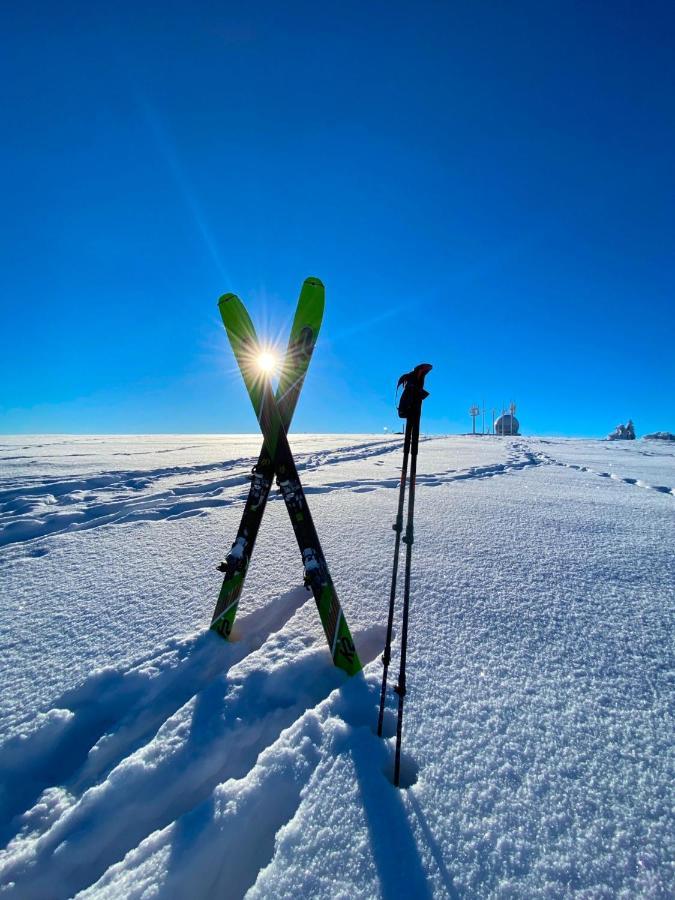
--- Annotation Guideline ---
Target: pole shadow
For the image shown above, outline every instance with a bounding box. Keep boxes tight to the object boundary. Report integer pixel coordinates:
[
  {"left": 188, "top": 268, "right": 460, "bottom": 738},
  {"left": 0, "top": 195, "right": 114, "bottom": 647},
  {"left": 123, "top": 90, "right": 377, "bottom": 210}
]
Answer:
[
  {"left": 408, "top": 792, "right": 461, "bottom": 899},
  {"left": 338, "top": 677, "right": 433, "bottom": 899}
]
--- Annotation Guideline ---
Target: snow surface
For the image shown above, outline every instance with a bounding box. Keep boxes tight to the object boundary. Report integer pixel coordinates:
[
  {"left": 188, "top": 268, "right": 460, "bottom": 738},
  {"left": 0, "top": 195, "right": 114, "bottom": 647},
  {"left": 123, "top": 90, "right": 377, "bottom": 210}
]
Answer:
[{"left": 0, "top": 434, "right": 673, "bottom": 898}]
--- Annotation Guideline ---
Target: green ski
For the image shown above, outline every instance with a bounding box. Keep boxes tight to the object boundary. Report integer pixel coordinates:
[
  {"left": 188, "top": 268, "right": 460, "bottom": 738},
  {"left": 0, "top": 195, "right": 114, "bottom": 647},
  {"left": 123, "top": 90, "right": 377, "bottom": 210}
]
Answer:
[
  {"left": 211, "top": 277, "right": 324, "bottom": 637},
  {"left": 218, "top": 291, "right": 362, "bottom": 675}
]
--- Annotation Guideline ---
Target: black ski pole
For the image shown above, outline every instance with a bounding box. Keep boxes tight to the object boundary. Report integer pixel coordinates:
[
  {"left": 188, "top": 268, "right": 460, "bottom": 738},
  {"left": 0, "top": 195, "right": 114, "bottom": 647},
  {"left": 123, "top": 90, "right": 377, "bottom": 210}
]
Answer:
[
  {"left": 392, "top": 364, "right": 431, "bottom": 787},
  {"left": 377, "top": 417, "right": 413, "bottom": 737},
  {"left": 394, "top": 407, "right": 420, "bottom": 786}
]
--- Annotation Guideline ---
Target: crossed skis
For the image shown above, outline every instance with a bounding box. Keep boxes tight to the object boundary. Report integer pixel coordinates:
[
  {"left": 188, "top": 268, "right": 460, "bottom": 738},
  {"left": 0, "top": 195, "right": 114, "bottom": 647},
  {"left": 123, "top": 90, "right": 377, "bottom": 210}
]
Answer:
[{"left": 211, "top": 278, "right": 361, "bottom": 676}]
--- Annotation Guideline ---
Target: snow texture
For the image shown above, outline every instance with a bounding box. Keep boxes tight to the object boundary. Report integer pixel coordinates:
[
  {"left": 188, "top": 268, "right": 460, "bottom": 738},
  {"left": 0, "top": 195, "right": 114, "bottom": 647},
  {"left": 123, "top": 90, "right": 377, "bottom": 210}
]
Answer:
[{"left": 0, "top": 434, "right": 673, "bottom": 898}]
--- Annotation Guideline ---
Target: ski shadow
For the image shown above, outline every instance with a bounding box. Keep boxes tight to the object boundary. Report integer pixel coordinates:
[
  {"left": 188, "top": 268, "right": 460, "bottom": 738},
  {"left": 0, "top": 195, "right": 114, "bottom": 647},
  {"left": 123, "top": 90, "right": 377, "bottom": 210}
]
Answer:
[
  {"left": 0, "top": 587, "right": 310, "bottom": 847},
  {"left": 160, "top": 629, "right": 394, "bottom": 897},
  {"left": 162, "top": 645, "right": 348, "bottom": 896}
]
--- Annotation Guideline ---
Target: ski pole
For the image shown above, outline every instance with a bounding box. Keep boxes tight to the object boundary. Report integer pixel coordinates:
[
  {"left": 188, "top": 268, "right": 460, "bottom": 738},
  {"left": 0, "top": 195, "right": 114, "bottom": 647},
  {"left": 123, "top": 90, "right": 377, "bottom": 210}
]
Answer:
[
  {"left": 394, "top": 402, "right": 421, "bottom": 787},
  {"left": 385, "top": 363, "right": 430, "bottom": 786},
  {"left": 377, "top": 417, "right": 413, "bottom": 737}
]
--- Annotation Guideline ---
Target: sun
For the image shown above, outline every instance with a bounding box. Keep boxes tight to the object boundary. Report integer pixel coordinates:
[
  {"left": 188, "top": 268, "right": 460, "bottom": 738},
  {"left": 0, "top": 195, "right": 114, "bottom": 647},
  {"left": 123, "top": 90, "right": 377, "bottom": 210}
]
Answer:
[{"left": 256, "top": 350, "right": 279, "bottom": 375}]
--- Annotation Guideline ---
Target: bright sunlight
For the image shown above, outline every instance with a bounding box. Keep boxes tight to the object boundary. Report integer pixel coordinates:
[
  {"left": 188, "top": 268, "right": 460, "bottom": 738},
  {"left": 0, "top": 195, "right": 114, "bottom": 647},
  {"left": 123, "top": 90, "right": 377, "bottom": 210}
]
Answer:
[{"left": 256, "top": 350, "right": 279, "bottom": 375}]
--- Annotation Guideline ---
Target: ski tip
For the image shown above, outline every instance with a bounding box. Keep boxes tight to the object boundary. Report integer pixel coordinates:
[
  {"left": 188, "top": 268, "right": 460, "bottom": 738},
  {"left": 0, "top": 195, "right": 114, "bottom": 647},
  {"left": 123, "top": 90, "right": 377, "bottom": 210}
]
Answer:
[
  {"left": 303, "top": 277, "right": 324, "bottom": 289},
  {"left": 217, "top": 293, "right": 239, "bottom": 309}
]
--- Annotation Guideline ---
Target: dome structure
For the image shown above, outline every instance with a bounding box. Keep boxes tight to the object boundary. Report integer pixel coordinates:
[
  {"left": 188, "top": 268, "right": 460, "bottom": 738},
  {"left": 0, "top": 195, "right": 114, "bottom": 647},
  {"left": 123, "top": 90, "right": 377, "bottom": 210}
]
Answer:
[{"left": 495, "top": 413, "right": 519, "bottom": 436}]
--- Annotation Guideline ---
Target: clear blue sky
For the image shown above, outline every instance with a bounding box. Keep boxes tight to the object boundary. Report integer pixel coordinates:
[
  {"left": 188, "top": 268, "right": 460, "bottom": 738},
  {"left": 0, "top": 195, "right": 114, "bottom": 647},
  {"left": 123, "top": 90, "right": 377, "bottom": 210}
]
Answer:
[{"left": 1, "top": 1, "right": 674, "bottom": 436}]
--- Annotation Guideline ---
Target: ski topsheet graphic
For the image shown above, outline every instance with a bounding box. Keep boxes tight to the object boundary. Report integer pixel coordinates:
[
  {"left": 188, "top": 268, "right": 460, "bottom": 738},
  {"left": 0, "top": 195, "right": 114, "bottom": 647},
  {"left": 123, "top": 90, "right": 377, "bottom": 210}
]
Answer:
[
  {"left": 213, "top": 281, "right": 362, "bottom": 676},
  {"left": 211, "top": 278, "right": 324, "bottom": 638}
]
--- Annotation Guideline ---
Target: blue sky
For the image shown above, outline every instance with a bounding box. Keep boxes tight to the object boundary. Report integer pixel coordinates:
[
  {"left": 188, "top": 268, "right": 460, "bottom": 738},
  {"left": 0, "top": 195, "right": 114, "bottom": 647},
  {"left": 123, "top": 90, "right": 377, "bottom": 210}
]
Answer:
[{"left": 1, "top": 1, "right": 674, "bottom": 436}]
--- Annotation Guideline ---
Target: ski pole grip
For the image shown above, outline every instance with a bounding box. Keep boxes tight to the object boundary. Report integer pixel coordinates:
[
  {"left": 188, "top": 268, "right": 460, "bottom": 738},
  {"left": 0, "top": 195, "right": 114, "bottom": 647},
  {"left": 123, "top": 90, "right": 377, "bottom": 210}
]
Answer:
[
  {"left": 396, "top": 363, "right": 432, "bottom": 419},
  {"left": 413, "top": 363, "right": 433, "bottom": 390}
]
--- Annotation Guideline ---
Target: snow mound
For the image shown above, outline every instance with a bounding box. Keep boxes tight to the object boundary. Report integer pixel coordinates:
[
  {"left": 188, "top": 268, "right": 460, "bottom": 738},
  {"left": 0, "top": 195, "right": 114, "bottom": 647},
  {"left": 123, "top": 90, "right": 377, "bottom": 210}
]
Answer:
[
  {"left": 643, "top": 431, "right": 675, "bottom": 442},
  {"left": 606, "top": 420, "right": 636, "bottom": 440}
]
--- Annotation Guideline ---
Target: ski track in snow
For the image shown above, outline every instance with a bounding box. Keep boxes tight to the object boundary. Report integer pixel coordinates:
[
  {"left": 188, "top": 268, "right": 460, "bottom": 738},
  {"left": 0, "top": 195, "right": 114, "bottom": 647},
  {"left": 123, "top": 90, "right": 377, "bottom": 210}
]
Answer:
[
  {"left": 2, "top": 435, "right": 671, "bottom": 555},
  {"left": 0, "top": 435, "right": 673, "bottom": 898},
  {"left": 0, "top": 439, "right": 567, "bottom": 555},
  {"left": 532, "top": 447, "right": 675, "bottom": 497},
  {"left": 0, "top": 438, "right": 406, "bottom": 551}
]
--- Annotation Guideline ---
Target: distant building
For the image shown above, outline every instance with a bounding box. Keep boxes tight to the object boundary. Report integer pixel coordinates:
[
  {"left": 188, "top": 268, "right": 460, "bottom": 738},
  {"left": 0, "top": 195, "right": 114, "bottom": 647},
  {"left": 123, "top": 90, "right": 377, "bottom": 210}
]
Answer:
[{"left": 495, "top": 413, "right": 520, "bottom": 436}]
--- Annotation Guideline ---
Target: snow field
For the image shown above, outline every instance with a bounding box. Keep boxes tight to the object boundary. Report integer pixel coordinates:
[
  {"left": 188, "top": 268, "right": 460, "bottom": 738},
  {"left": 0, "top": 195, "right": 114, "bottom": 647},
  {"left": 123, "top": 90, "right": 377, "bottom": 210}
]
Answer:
[{"left": 0, "top": 435, "right": 673, "bottom": 897}]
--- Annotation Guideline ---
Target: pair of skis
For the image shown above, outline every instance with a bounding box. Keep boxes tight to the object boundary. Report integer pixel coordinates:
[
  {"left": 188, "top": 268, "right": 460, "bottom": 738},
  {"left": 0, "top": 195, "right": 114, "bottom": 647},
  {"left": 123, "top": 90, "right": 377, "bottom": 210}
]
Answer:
[{"left": 211, "top": 278, "right": 361, "bottom": 676}]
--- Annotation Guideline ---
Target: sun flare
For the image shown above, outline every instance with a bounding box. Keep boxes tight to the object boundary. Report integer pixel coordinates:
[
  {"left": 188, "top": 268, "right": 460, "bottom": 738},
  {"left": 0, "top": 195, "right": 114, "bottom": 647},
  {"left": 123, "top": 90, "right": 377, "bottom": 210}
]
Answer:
[{"left": 256, "top": 350, "right": 279, "bottom": 375}]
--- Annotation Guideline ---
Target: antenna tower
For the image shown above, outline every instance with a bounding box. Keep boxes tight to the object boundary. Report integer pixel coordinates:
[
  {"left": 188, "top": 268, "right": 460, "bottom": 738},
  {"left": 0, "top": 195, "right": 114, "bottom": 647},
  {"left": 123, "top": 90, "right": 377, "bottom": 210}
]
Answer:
[{"left": 469, "top": 405, "right": 480, "bottom": 435}]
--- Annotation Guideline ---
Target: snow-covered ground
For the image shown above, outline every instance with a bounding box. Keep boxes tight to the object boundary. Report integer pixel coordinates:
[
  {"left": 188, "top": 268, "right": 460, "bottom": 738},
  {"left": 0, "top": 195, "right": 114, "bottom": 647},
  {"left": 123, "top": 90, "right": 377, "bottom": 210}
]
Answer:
[{"left": 0, "top": 434, "right": 673, "bottom": 898}]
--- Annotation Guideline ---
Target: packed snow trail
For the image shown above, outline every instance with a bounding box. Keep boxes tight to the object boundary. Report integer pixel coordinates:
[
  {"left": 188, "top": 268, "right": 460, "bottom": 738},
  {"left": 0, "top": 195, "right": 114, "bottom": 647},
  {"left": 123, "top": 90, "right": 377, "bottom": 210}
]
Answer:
[{"left": 0, "top": 435, "right": 673, "bottom": 897}]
